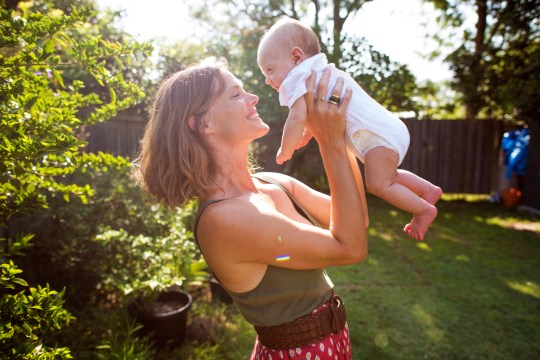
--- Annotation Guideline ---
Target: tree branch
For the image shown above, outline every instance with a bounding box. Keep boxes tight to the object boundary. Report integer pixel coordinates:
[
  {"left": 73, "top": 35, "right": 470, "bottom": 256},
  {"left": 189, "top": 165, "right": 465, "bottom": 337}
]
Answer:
[
  {"left": 484, "top": 0, "right": 514, "bottom": 50},
  {"left": 344, "top": 0, "right": 364, "bottom": 22},
  {"left": 474, "top": 0, "right": 487, "bottom": 54},
  {"left": 289, "top": 0, "right": 299, "bottom": 19},
  {"left": 311, "top": 0, "right": 327, "bottom": 54},
  {"left": 332, "top": 0, "right": 345, "bottom": 62}
]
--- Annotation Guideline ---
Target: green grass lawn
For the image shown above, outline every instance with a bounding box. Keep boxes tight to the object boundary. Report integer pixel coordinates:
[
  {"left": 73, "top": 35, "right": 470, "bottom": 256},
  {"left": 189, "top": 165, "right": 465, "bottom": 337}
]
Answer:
[{"left": 175, "top": 196, "right": 540, "bottom": 360}]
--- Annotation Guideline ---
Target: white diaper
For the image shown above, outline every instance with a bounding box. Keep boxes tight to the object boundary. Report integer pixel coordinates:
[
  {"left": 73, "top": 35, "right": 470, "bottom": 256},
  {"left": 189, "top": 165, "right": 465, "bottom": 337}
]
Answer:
[{"left": 351, "top": 130, "right": 398, "bottom": 160}]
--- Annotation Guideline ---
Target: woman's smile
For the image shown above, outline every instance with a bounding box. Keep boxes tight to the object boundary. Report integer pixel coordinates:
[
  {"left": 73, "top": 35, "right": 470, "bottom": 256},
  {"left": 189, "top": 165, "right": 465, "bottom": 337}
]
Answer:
[{"left": 246, "top": 110, "right": 261, "bottom": 121}]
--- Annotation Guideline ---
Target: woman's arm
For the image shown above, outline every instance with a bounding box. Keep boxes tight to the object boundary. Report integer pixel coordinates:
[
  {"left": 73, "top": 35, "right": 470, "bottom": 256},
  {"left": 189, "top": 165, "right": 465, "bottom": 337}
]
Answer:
[
  {"left": 347, "top": 149, "right": 369, "bottom": 228},
  {"left": 303, "top": 70, "right": 367, "bottom": 258},
  {"left": 260, "top": 172, "right": 332, "bottom": 229},
  {"left": 197, "top": 70, "right": 367, "bottom": 282},
  {"left": 261, "top": 72, "right": 369, "bottom": 230}
]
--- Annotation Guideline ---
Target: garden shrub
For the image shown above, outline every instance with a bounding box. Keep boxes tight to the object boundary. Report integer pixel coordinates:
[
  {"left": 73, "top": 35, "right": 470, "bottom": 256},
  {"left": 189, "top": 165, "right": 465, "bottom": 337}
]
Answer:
[
  {"left": 0, "top": 1, "right": 152, "bottom": 357},
  {"left": 0, "top": 261, "right": 74, "bottom": 359},
  {"left": 13, "top": 160, "right": 203, "bottom": 306}
]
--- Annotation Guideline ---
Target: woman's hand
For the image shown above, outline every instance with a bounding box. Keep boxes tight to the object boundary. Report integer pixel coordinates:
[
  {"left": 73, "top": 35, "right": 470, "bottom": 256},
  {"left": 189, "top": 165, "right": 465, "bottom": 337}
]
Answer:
[{"left": 304, "top": 69, "right": 352, "bottom": 146}]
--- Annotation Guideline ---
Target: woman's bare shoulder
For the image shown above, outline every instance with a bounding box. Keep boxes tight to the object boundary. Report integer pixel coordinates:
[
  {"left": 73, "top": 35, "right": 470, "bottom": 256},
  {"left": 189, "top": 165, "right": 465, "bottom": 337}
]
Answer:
[
  {"left": 255, "top": 171, "right": 320, "bottom": 201},
  {"left": 197, "top": 195, "right": 272, "bottom": 238},
  {"left": 254, "top": 171, "right": 297, "bottom": 191},
  {"left": 199, "top": 197, "right": 252, "bottom": 224}
]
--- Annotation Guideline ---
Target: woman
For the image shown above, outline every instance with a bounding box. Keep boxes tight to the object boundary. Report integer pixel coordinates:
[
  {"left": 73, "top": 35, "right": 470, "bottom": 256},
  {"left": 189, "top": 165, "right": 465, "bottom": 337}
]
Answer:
[{"left": 138, "top": 58, "right": 368, "bottom": 359}]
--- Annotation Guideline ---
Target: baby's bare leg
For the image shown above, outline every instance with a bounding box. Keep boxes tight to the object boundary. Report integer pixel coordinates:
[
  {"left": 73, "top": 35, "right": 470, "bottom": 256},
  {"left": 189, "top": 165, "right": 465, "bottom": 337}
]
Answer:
[
  {"left": 395, "top": 170, "right": 442, "bottom": 205},
  {"left": 364, "top": 147, "right": 437, "bottom": 240}
]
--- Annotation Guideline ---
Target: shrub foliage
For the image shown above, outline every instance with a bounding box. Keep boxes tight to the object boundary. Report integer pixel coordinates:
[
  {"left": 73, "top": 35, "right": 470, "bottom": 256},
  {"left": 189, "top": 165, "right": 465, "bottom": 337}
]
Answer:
[{"left": 0, "top": 1, "right": 152, "bottom": 357}]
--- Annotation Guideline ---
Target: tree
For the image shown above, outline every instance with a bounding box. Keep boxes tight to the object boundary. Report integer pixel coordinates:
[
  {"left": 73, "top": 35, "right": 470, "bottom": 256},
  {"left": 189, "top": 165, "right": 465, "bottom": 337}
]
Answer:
[
  {"left": 155, "top": 40, "right": 208, "bottom": 80},
  {"left": 424, "top": 0, "right": 540, "bottom": 122},
  {"left": 0, "top": 0, "right": 151, "bottom": 231},
  {"left": 414, "top": 80, "right": 464, "bottom": 119},
  {"left": 0, "top": 0, "right": 152, "bottom": 356},
  {"left": 183, "top": 0, "right": 423, "bottom": 181},
  {"left": 188, "top": 0, "right": 420, "bottom": 119}
]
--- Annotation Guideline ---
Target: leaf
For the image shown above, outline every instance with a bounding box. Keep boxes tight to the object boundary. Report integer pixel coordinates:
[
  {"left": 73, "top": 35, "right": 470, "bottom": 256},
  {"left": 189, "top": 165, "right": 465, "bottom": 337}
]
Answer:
[
  {"left": 3, "top": 137, "right": 13, "bottom": 151},
  {"left": 0, "top": 328, "right": 14, "bottom": 340},
  {"left": 52, "top": 69, "right": 65, "bottom": 89},
  {"left": 12, "top": 278, "right": 29, "bottom": 287},
  {"left": 44, "top": 39, "right": 55, "bottom": 55},
  {"left": 109, "top": 88, "right": 116, "bottom": 105},
  {"left": 26, "top": 183, "right": 35, "bottom": 194},
  {"left": 191, "top": 259, "right": 208, "bottom": 272}
]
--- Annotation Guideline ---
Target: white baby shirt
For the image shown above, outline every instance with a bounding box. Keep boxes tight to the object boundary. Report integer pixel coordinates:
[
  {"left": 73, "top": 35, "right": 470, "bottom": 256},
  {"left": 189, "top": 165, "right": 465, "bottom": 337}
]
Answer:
[{"left": 278, "top": 54, "right": 410, "bottom": 165}]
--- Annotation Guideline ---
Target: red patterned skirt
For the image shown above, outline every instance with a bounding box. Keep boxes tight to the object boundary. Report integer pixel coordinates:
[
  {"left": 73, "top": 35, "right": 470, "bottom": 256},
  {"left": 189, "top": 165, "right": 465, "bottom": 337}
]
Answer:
[{"left": 250, "top": 302, "right": 352, "bottom": 360}]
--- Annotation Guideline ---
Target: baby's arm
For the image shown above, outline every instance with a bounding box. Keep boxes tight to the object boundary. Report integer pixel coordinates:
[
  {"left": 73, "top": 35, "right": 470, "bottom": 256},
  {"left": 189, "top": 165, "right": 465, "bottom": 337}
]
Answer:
[{"left": 276, "top": 97, "right": 308, "bottom": 164}]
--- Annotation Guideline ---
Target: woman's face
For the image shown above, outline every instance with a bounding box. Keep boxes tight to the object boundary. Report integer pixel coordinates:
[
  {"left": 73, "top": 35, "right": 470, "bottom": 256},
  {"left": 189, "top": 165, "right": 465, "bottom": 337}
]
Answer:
[{"left": 206, "top": 70, "right": 269, "bottom": 145}]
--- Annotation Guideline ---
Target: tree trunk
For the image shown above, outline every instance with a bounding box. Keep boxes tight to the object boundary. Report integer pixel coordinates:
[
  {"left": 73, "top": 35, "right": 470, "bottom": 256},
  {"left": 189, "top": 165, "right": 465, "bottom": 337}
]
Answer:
[
  {"left": 330, "top": 0, "right": 345, "bottom": 64},
  {"left": 522, "top": 121, "right": 540, "bottom": 211},
  {"left": 475, "top": 0, "right": 487, "bottom": 54},
  {"left": 465, "top": 0, "right": 488, "bottom": 120}
]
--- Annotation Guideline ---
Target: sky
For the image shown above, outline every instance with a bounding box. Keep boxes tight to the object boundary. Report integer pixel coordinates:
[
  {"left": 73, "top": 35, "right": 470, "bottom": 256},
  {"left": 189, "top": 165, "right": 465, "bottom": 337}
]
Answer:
[{"left": 96, "top": 0, "right": 452, "bottom": 82}]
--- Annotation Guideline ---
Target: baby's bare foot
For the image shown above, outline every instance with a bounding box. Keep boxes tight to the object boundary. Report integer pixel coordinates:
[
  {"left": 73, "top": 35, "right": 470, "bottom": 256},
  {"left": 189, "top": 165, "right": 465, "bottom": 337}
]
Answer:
[
  {"left": 403, "top": 205, "right": 438, "bottom": 241},
  {"left": 423, "top": 186, "right": 443, "bottom": 206}
]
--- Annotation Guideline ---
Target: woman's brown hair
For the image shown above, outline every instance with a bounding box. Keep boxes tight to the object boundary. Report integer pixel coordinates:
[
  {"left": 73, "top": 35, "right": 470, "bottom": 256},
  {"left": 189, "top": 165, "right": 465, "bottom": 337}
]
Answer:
[{"left": 136, "top": 59, "right": 227, "bottom": 207}]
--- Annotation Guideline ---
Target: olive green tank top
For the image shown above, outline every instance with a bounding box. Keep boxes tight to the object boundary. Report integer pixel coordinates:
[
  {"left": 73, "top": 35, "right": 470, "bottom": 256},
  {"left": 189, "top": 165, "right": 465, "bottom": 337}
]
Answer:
[{"left": 193, "top": 174, "right": 333, "bottom": 327}]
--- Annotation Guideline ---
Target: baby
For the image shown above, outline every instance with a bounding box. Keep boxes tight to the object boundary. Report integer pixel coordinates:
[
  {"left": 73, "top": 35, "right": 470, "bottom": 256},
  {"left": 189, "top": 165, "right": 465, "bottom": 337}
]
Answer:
[{"left": 257, "top": 18, "right": 442, "bottom": 240}]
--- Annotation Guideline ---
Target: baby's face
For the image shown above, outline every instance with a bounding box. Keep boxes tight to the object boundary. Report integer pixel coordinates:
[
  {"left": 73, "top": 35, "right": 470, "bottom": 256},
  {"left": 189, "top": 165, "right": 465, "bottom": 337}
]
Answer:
[{"left": 257, "top": 39, "right": 296, "bottom": 92}]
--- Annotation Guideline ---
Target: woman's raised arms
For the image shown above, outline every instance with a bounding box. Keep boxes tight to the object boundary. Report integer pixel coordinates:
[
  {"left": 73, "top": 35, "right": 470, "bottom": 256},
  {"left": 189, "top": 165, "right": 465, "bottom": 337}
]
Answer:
[{"left": 197, "top": 69, "right": 367, "bottom": 292}]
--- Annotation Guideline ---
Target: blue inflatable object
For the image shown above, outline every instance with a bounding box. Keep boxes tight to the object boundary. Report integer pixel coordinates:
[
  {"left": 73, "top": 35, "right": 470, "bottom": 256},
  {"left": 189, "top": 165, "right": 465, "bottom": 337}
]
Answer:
[{"left": 501, "top": 128, "right": 530, "bottom": 179}]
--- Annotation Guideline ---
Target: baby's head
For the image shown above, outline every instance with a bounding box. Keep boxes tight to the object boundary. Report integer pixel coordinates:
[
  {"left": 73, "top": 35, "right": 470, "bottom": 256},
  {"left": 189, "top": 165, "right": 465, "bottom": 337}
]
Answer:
[{"left": 257, "top": 18, "right": 320, "bottom": 91}]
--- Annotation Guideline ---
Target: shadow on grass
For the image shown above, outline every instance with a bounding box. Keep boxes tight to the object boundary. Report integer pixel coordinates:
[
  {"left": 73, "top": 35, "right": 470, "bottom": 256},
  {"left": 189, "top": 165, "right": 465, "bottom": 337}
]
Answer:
[
  {"left": 150, "top": 196, "right": 539, "bottom": 359},
  {"left": 328, "top": 196, "right": 540, "bottom": 359}
]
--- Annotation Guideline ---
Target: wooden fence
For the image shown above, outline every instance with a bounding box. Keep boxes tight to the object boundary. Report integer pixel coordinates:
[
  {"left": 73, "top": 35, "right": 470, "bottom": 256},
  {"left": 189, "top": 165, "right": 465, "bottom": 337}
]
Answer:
[
  {"left": 85, "top": 117, "right": 506, "bottom": 194},
  {"left": 84, "top": 116, "right": 146, "bottom": 157},
  {"left": 401, "top": 119, "right": 505, "bottom": 194}
]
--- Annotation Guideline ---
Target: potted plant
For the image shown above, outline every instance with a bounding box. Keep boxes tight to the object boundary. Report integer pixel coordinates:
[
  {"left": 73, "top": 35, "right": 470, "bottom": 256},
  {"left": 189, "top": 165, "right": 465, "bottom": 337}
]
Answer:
[
  {"left": 95, "top": 201, "right": 208, "bottom": 346},
  {"left": 125, "top": 251, "right": 207, "bottom": 346},
  {"left": 127, "top": 286, "right": 193, "bottom": 346}
]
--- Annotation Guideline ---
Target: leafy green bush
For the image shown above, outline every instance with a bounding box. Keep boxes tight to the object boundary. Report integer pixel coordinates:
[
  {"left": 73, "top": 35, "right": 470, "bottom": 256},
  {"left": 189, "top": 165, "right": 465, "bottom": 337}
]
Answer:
[
  {"left": 0, "top": 261, "right": 74, "bottom": 359},
  {"left": 15, "top": 161, "right": 205, "bottom": 354},
  {"left": 0, "top": 3, "right": 152, "bottom": 227},
  {"left": 11, "top": 156, "right": 137, "bottom": 307},
  {"left": 95, "top": 201, "right": 206, "bottom": 300},
  {"left": 0, "top": 1, "right": 152, "bottom": 357},
  {"left": 13, "top": 159, "right": 203, "bottom": 306}
]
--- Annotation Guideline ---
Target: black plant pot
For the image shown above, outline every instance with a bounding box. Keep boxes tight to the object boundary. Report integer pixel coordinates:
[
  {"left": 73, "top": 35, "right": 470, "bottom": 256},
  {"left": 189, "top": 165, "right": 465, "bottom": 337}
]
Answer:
[
  {"left": 209, "top": 275, "right": 233, "bottom": 304},
  {"left": 128, "top": 288, "right": 192, "bottom": 347}
]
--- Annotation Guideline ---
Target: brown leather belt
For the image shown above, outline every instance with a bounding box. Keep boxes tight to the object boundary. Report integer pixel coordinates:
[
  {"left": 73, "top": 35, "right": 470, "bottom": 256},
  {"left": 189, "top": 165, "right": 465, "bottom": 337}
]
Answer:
[{"left": 254, "top": 293, "right": 347, "bottom": 350}]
